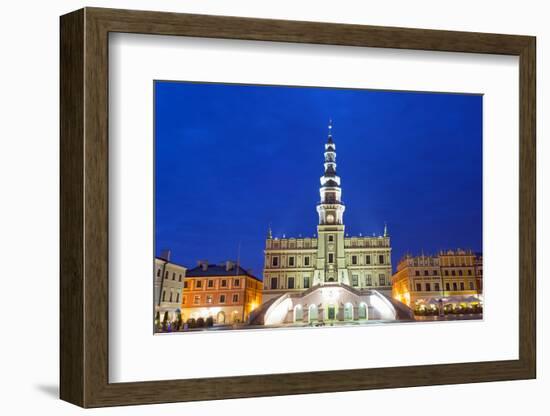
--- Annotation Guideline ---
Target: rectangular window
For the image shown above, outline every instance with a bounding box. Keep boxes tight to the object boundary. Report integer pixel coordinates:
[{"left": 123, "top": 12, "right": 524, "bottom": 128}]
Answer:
[
  {"left": 352, "top": 275, "right": 358, "bottom": 286},
  {"left": 416, "top": 283, "right": 422, "bottom": 291},
  {"left": 156, "top": 268, "right": 161, "bottom": 277},
  {"left": 351, "top": 255, "right": 357, "bottom": 265},
  {"left": 458, "top": 270, "right": 463, "bottom": 276},
  {"left": 193, "top": 295, "right": 200, "bottom": 304},
  {"left": 208, "top": 280, "right": 214, "bottom": 288},
  {"left": 446, "top": 282, "right": 451, "bottom": 291},
  {"left": 424, "top": 270, "right": 429, "bottom": 276},
  {"left": 195, "top": 280, "right": 202, "bottom": 289},
  {"left": 178, "top": 274, "right": 182, "bottom": 282},
  {"left": 176, "top": 293, "right": 180, "bottom": 303},
  {"left": 453, "top": 282, "right": 458, "bottom": 291},
  {"left": 426, "top": 283, "right": 431, "bottom": 291},
  {"left": 366, "top": 255, "right": 371, "bottom": 265},
  {"left": 270, "top": 277, "right": 278, "bottom": 290},
  {"left": 379, "top": 255, "right": 384, "bottom": 264},
  {"left": 328, "top": 235, "right": 334, "bottom": 242},
  {"left": 169, "top": 292, "right": 173, "bottom": 302},
  {"left": 219, "top": 294, "right": 226, "bottom": 303},
  {"left": 379, "top": 274, "right": 386, "bottom": 286},
  {"left": 162, "top": 290, "right": 166, "bottom": 301},
  {"left": 434, "top": 283, "right": 440, "bottom": 291},
  {"left": 165, "top": 271, "right": 169, "bottom": 279},
  {"left": 182, "top": 296, "right": 187, "bottom": 305},
  {"left": 272, "top": 256, "right": 279, "bottom": 267},
  {"left": 206, "top": 295, "right": 213, "bottom": 304},
  {"left": 415, "top": 270, "right": 420, "bottom": 276},
  {"left": 288, "top": 257, "right": 295, "bottom": 266},
  {"left": 460, "top": 282, "right": 465, "bottom": 291},
  {"left": 433, "top": 270, "right": 438, "bottom": 275},
  {"left": 469, "top": 282, "right": 474, "bottom": 290},
  {"left": 445, "top": 270, "right": 449, "bottom": 276},
  {"left": 328, "top": 253, "right": 334, "bottom": 263},
  {"left": 172, "top": 272, "right": 176, "bottom": 280},
  {"left": 234, "top": 278, "right": 240, "bottom": 287},
  {"left": 303, "top": 276, "right": 310, "bottom": 289},
  {"left": 183, "top": 281, "right": 188, "bottom": 289},
  {"left": 304, "top": 256, "right": 310, "bottom": 266},
  {"left": 366, "top": 275, "right": 372, "bottom": 286},
  {"left": 287, "top": 277, "right": 295, "bottom": 289},
  {"left": 232, "top": 294, "right": 239, "bottom": 303},
  {"left": 221, "top": 279, "right": 227, "bottom": 287}
]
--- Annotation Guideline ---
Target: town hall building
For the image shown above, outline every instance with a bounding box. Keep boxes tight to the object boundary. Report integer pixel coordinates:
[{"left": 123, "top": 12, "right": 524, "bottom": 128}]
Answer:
[{"left": 261, "top": 122, "right": 393, "bottom": 303}]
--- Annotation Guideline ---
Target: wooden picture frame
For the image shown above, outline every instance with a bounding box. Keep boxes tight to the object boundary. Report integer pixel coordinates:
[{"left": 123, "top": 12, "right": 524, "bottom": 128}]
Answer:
[{"left": 60, "top": 7, "right": 536, "bottom": 408}]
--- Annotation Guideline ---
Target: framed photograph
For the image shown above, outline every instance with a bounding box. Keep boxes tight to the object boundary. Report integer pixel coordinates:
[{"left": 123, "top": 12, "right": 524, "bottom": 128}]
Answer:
[{"left": 60, "top": 7, "right": 536, "bottom": 408}]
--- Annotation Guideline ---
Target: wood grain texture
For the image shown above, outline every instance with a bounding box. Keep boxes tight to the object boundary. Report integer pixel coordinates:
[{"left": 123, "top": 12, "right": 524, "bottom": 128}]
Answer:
[
  {"left": 59, "top": 8, "right": 84, "bottom": 407},
  {"left": 59, "top": 7, "right": 537, "bottom": 408}
]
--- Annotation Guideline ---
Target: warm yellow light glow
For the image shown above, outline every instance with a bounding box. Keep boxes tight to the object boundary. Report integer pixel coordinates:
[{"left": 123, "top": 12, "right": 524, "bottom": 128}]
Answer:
[{"left": 393, "top": 289, "right": 411, "bottom": 307}]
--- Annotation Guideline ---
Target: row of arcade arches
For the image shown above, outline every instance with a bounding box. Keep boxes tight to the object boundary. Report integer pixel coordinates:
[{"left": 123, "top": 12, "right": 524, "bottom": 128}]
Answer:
[{"left": 293, "top": 302, "right": 369, "bottom": 322}]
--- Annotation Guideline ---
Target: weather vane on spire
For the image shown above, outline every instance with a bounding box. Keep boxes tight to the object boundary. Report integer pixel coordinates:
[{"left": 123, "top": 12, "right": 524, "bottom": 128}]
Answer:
[{"left": 327, "top": 118, "right": 334, "bottom": 143}]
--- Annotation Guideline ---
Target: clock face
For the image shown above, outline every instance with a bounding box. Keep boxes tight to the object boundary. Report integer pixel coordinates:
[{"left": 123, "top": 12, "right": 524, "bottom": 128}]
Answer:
[{"left": 326, "top": 214, "right": 335, "bottom": 224}]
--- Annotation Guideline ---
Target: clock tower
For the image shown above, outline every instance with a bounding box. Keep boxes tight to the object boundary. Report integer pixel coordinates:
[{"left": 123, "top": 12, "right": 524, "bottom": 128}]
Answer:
[{"left": 314, "top": 120, "right": 349, "bottom": 286}]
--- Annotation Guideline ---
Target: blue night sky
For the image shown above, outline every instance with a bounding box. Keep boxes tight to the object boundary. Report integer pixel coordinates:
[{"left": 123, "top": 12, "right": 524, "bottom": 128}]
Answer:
[{"left": 155, "top": 81, "right": 482, "bottom": 277}]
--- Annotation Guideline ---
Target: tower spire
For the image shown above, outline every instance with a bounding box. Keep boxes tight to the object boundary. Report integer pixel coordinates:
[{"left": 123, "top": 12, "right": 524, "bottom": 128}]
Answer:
[
  {"left": 314, "top": 120, "right": 349, "bottom": 287},
  {"left": 384, "top": 222, "right": 388, "bottom": 237},
  {"left": 267, "top": 223, "right": 273, "bottom": 239},
  {"left": 316, "top": 120, "right": 345, "bottom": 226}
]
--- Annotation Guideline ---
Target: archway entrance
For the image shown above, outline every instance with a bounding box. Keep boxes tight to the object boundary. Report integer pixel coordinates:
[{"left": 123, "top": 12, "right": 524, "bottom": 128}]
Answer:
[
  {"left": 344, "top": 303, "right": 353, "bottom": 321},
  {"left": 232, "top": 311, "right": 239, "bottom": 323},
  {"left": 294, "top": 305, "right": 303, "bottom": 322},
  {"left": 358, "top": 303, "right": 368, "bottom": 320},
  {"left": 217, "top": 311, "right": 226, "bottom": 324},
  {"left": 309, "top": 304, "right": 318, "bottom": 322},
  {"left": 327, "top": 305, "right": 336, "bottom": 320}
]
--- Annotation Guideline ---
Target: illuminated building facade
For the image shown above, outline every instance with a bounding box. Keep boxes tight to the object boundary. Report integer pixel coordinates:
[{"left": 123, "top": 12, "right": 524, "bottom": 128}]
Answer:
[
  {"left": 262, "top": 121, "right": 392, "bottom": 303},
  {"left": 181, "top": 260, "right": 262, "bottom": 324},
  {"left": 391, "top": 249, "right": 483, "bottom": 308},
  {"left": 154, "top": 251, "right": 187, "bottom": 322},
  {"left": 249, "top": 122, "right": 410, "bottom": 325}
]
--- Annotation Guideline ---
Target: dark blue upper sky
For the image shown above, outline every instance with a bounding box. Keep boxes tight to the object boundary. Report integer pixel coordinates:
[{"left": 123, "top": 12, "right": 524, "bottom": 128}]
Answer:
[{"left": 155, "top": 81, "right": 482, "bottom": 277}]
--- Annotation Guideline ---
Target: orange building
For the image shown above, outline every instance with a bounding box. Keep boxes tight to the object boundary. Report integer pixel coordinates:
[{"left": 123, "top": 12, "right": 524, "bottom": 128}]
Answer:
[
  {"left": 392, "top": 249, "right": 482, "bottom": 309},
  {"left": 181, "top": 260, "right": 262, "bottom": 324}
]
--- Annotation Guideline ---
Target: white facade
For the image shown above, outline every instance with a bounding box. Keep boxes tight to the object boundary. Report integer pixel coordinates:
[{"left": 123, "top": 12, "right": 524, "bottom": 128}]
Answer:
[
  {"left": 154, "top": 256, "right": 187, "bottom": 322},
  {"left": 262, "top": 122, "right": 392, "bottom": 302}
]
